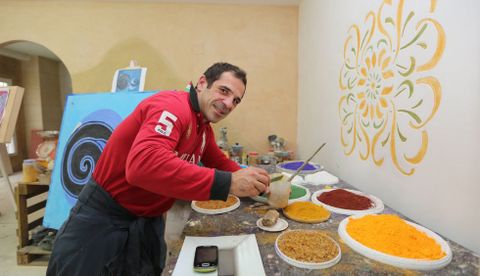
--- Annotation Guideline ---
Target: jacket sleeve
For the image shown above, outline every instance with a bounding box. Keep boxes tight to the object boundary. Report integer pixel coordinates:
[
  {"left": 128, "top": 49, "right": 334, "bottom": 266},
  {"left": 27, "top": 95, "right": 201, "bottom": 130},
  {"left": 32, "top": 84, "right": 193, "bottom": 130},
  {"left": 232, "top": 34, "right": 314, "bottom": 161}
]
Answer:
[
  {"left": 201, "top": 126, "right": 241, "bottom": 199},
  {"left": 124, "top": 95, "right": 224, "bottom": 201}
]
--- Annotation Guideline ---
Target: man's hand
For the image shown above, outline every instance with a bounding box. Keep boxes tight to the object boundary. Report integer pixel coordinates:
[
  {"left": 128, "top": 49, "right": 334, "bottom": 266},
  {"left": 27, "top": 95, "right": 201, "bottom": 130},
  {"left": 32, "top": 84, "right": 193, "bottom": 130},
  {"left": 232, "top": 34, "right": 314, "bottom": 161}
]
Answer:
[{"left": 230, "top": 167, "right": 270, "bottom": 197}]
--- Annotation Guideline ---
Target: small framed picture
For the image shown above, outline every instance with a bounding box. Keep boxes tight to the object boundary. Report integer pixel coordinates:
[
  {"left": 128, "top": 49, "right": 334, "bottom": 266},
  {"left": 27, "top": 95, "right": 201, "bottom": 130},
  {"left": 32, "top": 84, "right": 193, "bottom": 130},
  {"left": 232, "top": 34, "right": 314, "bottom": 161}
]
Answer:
[{"left": 111, "top": 67, "right": 147, "bottom": 92}]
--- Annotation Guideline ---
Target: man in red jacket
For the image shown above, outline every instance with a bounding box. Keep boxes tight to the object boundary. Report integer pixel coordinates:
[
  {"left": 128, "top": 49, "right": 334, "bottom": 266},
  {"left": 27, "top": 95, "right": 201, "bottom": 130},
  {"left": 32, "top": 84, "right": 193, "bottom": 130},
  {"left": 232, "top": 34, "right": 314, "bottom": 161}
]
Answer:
[{"left": 47, "top": 62, "right": 270, "bottom": 275}]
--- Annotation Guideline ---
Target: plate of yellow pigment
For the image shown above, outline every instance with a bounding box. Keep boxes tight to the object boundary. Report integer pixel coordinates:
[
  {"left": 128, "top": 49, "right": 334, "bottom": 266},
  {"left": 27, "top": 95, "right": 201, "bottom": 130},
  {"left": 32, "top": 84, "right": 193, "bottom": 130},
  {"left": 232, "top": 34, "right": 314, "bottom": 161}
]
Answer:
[
  {"left": 282, "top": 201, "right": 330, "bottom": 223},
  {"left": 338, "top": 214, "right": 452, "bottom": 270},
  {"left": 191, "top": 195, "right": 240, "bottom": 215}
]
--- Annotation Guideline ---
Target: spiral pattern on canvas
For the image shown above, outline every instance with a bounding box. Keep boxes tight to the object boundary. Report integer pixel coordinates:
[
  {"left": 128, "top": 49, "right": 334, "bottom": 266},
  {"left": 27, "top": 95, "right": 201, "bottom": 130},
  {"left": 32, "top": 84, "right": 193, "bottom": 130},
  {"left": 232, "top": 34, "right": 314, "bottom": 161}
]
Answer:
[{"left": 61, "top": 121, "right": 113, "bottom": 197}]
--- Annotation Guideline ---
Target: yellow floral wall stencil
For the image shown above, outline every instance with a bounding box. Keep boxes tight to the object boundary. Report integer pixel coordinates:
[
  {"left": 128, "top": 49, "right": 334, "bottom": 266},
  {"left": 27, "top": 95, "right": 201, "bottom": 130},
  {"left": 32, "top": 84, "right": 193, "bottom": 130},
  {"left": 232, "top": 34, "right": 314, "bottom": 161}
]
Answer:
[{"left": 338, "top": 0, "right": 445, "bottom": 175}]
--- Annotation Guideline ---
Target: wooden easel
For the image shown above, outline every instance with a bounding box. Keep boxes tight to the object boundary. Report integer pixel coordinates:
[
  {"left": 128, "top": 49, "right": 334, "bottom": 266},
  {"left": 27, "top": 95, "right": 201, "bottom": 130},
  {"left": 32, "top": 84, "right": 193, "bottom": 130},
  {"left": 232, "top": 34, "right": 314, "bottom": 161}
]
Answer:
[
  {"left": 0, "top": 86, "right": 24, "bottom": 208},
  {"left": 0, "top": 143, "right": 13, "bottom": 198}
]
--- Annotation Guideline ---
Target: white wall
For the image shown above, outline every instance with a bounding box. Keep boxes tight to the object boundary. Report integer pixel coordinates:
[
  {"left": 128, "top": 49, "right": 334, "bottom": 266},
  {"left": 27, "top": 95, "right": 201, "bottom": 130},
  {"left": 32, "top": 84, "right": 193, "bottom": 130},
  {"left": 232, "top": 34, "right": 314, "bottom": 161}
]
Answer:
[{"left": 298, "top": 0, "right": 480, "bottom": 253}]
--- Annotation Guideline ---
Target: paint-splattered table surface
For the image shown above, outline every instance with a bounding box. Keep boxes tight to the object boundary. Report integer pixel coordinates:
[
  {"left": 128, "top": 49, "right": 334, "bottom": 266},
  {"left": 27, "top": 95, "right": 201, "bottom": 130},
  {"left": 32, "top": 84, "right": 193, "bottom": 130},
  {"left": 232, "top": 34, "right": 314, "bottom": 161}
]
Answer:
[{"left": 163, "top": 180, "right": 479, "bottom": 275}]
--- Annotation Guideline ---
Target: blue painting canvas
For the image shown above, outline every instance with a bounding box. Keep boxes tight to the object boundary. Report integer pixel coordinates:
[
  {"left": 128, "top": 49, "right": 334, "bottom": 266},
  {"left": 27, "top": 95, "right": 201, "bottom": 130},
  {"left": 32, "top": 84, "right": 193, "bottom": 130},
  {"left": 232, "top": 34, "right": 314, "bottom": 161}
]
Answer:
[{"left": 44, "top": 91, "right": 157, "bottom": 229}]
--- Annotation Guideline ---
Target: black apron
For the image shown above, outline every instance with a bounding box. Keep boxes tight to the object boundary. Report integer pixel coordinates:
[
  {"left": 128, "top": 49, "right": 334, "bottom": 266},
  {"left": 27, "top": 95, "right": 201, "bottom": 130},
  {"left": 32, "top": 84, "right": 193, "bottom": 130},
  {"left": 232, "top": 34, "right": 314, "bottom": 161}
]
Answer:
[{"left": 47, "top": 179, "right": 166, "bottom": 276}]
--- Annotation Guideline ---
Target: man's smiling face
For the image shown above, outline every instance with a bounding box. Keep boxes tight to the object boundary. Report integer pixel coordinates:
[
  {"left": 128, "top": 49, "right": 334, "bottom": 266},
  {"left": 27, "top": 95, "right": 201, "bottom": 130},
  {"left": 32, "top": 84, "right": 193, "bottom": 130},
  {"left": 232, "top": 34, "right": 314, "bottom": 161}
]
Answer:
[{"left": 197, "top": 71, "right": 245, "bottom": 123}]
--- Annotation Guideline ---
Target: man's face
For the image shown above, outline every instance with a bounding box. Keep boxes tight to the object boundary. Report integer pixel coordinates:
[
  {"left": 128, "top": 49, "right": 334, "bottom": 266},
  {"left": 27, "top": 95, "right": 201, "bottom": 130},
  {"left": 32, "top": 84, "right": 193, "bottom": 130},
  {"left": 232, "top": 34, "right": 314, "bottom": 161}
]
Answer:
[{"left": 197, "top": 71, "right": 245, "bottom": 123}]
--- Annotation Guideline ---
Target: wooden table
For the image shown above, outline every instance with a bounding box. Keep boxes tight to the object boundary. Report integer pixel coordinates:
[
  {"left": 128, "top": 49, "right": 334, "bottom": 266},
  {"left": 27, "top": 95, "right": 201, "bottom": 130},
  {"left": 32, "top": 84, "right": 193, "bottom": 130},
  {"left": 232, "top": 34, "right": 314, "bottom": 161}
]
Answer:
[{"left": 15, "top": 181, "right": 51, "bottom": 265}]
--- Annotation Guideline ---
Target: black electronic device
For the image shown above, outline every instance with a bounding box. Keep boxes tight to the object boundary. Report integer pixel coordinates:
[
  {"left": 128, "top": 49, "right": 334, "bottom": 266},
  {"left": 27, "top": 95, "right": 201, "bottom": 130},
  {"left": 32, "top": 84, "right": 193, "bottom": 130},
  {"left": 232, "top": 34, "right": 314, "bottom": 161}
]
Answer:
[{"left": 193, "top": 245, "right": 218, "bottom": 273}]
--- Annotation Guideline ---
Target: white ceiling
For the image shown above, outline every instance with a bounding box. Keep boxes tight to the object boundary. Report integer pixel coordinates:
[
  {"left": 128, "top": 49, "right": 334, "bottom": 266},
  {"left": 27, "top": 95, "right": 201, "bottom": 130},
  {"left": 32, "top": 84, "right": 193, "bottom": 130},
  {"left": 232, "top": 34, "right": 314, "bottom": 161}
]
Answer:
[{"left": 89, "top": 0, "right": 301, "bottom": 5}]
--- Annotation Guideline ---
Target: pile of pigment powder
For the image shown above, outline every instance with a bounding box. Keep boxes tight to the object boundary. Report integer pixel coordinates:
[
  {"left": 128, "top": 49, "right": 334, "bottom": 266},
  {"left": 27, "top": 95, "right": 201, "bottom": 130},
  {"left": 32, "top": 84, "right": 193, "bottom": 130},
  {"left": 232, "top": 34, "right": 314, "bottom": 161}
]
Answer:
[
  {"left": 346, "top": 214, "right": 446, "bottom": 260},
  {"left": 317, "top": 189, "right": 373, "bottom": 210}
]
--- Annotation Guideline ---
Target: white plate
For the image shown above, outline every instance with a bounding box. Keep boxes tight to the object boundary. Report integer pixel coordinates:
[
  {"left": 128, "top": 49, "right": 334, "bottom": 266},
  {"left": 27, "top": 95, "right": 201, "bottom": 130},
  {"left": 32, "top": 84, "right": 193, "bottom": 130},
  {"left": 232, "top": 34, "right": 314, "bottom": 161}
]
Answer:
[
  {"left": 36, "top": 140, "right": 56, "bottom": 159},
  {"left": 191, "top": 195, "right": 240, "bottom": 215},
  {"left": 311, "top": 188, "right": 384, "bottom": 216},
  {"left": 251, "top": 184, "right": 310, "bottom": 204},
  {"left": 304, "top": 170, "right": 339, "bottom": 185},
  {"left": 338, "top": 215, "right": 452, "bottom": 270},
  {"left": 275, "top": 230, "right": 341, "bottom": 269},
  {"left": 256, "top": 218, "right": 288, "bottom": 232}
]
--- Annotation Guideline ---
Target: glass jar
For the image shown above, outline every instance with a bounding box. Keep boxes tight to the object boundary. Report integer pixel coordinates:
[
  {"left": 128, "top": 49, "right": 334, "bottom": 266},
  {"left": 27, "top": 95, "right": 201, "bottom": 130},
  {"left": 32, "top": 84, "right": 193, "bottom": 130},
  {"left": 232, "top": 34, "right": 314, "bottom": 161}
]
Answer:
[
  {"left": 247, "top": 151, "right": 258, "bottom": 166},
  {"left": 22, "top": 159, "right": 38, "bottom": 183},
  {"left": 230, "top": 143, "right": 243, "bottom": 164},
  {"left": 268, "top": 180, "right": 291, "bottom": 208}
]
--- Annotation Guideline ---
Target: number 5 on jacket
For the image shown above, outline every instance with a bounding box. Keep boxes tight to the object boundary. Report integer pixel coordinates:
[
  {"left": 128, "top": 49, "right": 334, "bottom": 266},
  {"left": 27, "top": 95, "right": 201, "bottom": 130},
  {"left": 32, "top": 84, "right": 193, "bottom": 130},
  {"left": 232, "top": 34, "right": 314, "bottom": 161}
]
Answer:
[{"left": 155, "top": 111, "right": 178, "bottom": 136}]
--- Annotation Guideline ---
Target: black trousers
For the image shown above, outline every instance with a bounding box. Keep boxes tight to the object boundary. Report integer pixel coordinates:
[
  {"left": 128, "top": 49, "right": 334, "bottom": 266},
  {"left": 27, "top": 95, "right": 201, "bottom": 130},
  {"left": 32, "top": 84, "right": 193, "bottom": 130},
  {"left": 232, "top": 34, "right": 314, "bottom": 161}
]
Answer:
[{"left": 47, "top": 179, "right": 166, "bottom": 276}]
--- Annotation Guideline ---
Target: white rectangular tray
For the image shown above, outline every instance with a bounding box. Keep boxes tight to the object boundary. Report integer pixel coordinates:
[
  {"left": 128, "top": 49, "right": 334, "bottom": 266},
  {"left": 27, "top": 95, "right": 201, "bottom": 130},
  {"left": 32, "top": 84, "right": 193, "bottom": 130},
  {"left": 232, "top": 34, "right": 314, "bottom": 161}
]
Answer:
[{"left": 172, "top": 234, "right": 266, "bottom": 276}]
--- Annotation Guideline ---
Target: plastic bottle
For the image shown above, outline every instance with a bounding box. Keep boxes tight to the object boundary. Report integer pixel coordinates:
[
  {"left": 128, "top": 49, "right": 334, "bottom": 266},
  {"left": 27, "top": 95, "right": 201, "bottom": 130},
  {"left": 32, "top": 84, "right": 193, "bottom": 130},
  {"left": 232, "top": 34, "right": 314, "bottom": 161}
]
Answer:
[{"left": 241, "top": 151, "right": 247, "bottom": 165}]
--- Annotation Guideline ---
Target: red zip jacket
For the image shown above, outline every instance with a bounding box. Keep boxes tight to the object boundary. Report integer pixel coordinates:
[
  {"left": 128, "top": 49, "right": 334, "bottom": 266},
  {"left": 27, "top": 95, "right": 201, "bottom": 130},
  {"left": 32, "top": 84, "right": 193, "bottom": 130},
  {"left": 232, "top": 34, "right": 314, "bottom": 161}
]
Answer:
[{"left": 92, "top": 87, "right": 240, "bottom": 217}]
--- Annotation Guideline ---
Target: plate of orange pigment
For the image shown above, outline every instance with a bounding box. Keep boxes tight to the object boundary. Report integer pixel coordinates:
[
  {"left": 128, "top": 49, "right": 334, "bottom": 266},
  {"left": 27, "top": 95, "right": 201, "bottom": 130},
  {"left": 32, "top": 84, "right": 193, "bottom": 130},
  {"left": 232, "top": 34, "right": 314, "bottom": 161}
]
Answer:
[
  {"left": 338, "top": 214, "right": 452, "bottom": 270},
  {"left": 311, "top": 188, "right": 384, "bottom": 216},
  {"left": 191, "top": 194, "right": 240, "bottom": 215}
]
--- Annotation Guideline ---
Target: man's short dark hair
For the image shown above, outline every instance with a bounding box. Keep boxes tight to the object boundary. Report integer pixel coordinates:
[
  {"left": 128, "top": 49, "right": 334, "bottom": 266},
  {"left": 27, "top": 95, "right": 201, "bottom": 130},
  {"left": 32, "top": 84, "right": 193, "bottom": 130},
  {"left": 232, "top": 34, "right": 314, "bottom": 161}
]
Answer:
[{"left": 204, "top": 62, "right": 247, "bottom": 88}]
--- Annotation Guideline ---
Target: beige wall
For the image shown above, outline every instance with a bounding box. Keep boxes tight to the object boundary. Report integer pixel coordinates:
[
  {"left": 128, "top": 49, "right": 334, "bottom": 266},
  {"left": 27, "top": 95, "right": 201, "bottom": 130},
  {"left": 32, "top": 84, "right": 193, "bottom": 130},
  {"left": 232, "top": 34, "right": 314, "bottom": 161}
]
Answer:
[
  {"left": 299, "top": 0, "right": 480, "bottom": 253},
  {"left": 0, "top": 1, "right": 298, "bottom": 154},
  {"left": 20, "top": 56, "right": 43, "bottom": 158},
  {"left": 39, "top": 57, "right": 62, "bottom": 131},
  {"left": 59, "top": 62, "right": 72, "bottom": 110},
  {"left": 1, "top": 54, "right": 64, "bottom": 167},
  {"left": 0, "top": 56, "right": 22, "bottom": 84}
]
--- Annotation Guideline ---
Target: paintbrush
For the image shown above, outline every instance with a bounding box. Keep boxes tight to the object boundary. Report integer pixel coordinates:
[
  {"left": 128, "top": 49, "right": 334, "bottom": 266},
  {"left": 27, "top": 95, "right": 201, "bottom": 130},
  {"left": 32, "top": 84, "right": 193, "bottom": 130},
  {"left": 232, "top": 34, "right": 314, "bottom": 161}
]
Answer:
[{"left": 287, "top": 142, "right": 326, "bottom": 182}]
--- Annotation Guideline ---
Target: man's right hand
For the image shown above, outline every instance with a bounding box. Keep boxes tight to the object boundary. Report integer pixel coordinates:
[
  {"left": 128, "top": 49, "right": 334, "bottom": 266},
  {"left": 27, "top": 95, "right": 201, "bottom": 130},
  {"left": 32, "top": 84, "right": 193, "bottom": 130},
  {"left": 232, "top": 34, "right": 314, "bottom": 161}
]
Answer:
[{"left": 230, "top": 167, "right": 270, "bottom": 197}]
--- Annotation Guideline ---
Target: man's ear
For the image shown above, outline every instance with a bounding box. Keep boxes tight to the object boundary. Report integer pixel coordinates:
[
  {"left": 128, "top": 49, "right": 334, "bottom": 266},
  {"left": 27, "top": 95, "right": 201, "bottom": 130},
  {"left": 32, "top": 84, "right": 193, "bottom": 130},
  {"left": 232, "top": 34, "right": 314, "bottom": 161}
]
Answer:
[{"left": 196, "top": 75, "right": 208, "bottom": 92}]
